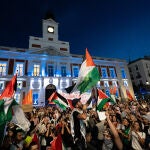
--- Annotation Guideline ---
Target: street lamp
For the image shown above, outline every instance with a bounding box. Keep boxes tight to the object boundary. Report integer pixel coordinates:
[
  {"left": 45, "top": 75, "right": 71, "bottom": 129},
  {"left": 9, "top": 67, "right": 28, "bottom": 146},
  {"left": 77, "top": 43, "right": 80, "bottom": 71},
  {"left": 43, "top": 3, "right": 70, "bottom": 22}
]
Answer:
[{"left": 146, "top": 80, "right": 149, "bottom": 85}]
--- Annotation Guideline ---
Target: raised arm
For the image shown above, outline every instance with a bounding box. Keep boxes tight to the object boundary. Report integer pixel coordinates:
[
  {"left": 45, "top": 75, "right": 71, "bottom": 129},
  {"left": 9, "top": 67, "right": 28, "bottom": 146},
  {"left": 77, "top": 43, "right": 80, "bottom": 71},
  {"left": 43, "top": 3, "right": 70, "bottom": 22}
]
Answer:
[{"left": 105, "top": 111, "right": 123, "bottom": 150}]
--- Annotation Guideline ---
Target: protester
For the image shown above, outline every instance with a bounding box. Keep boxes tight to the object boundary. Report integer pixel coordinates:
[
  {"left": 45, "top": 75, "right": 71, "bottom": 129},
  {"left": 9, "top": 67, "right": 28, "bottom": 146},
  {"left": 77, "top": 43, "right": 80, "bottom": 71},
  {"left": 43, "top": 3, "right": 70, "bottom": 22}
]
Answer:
[
  {"left": 10, "top": 128, "right": 24, "bottom": 150},
  {"left": 70, "top": 98, "right": 87, "bottom": 150},
  {"left": 131, "top": 121, "right": 146, "bottom": 150},
  {"left": 1, "top": 127, "right": 15, "bottom": 150},
  {"left": 0, "top": 94, "right": 150, "bottom": 150},
  {"left": 105, "top": 111, "right": 123, "bottom": 150}
]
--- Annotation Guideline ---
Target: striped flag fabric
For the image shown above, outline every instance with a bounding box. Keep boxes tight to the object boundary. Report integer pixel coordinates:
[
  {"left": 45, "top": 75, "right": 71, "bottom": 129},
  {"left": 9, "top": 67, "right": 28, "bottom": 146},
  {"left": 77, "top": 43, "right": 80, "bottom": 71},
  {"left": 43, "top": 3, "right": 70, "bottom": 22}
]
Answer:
[
  {"left": 126, "top": 89, "right": 134, "bottom": 101},
  {"left": 110, "top": 86, "right": 117, "bottom": 103},
  {"left": 22, "top": 90, "right": 33, "bottom": 105},
  {"left": 97, "top": 89, "right": 115, "bottom": 111},
  {"left": 71, "top": 48, "right": 100, "bottom": 94},
  {"left": 0, "top": 74, "right": 17, "bottom": 99},
  {"left": 48, "top": 92, "right": 69, "bottom": 110}
]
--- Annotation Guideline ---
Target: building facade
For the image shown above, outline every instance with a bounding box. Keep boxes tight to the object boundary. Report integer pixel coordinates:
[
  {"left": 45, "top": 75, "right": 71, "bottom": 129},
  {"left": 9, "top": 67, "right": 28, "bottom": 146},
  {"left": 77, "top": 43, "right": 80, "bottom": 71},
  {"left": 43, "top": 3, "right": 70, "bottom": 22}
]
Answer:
[
  {"left": 128, "top": 57, "right": 150, "bottom": 97},
  {"left": 0, "top": 19, "right": 134, "bottom": 106}
]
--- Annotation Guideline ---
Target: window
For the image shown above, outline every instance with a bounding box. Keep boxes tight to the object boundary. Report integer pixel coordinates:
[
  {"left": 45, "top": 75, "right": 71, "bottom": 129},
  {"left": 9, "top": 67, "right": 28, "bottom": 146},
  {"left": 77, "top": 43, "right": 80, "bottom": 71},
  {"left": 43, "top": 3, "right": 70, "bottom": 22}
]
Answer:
[
  {"left": 33, "top": 93, "right": 38, "bottom": 105},
  {"left": 135, "top": 65, "right": 138, "bottom": 70},
  {"left": 101, "top": 68, "right": 108, "bottom": 78},
  {"left": 131, "top": 74, "right": 134, "bottom": 80},
  {"left": 104, "top": 81, "right": 109, "bottom": 87},
  {"left": 121, "top": 68, "right": 126, "bottom": 78},
  {"left": 73, "top": 66, "right": 79, "bottom": 77},
  {"left": 48, "top": 65, "right": 54, "bottom": 76},
  {"left": 139, "top": 80, "right": 143, "bottom": 86},
  {"left": 61, "top": 66, "right": 66, "bottom": 77},
  {"left": 0, "top": 81, "right": 4, "bottom": 90},
  {"left": 14, "top": 93, "right": 21, "bottom": 103},
  {"left": 17, "top": 81, "right": 22, "bottom": 90},
  {"left": 136, "top": 72, "right": 141, "bottom": 79},
  {"left": 0, "top": 62, "right": 7, "bottom": 76},
  {"left": 109, "top": 68, "right": 116, "bottom": 78},
  {"left": 97, "top": 81, "right": 100, "bottom": 87},
  {"left": 112, "top": 81, "right": 117, "bottom": 87},
  {"left": 15, "top": 63, "right": 24, "bottom": 76},
  {"left": 105, "top": 89, "right": 110, "bottom": 97},
  {"left": 148, "top": 70, "right": 150, "bottom": 77},
  {"left": 116, "top": 89, "right": 119, "bottom": 97},
  {"left": 128, "top": 67, "right": 132, "bottom": 72},
  {"left": 123, "top": 80, "right": 128, "bottom": 87},
  {"left": 33, "top": 64, "right": 40, "bottom": 76}
]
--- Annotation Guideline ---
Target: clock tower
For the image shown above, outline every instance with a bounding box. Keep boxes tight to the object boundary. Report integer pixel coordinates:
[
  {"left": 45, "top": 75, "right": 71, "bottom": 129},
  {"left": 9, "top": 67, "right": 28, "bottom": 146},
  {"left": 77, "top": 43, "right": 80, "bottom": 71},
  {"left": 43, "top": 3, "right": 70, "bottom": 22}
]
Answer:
[
  {"left": 29, "top": 18, "right": 70, "bottom": 54},
  {"left": 42, "top": 18, "right": 59, "bottom": 41}
]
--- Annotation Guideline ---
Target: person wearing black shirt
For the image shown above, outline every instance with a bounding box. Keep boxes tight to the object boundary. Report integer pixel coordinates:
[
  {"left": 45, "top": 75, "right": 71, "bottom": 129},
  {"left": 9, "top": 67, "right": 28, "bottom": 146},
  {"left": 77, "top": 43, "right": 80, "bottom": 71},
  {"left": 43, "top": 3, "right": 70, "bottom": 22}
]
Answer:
[{"left": 70, "top": 98, "right": 88, "bottom": 150}]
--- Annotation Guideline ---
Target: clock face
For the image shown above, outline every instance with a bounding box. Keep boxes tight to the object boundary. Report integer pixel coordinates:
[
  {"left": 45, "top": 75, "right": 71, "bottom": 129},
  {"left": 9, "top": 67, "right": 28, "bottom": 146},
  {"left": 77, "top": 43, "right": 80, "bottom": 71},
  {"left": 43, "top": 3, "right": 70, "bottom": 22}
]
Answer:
[{"left": 48, "top": 26, "right": 54, "bottom": 33}]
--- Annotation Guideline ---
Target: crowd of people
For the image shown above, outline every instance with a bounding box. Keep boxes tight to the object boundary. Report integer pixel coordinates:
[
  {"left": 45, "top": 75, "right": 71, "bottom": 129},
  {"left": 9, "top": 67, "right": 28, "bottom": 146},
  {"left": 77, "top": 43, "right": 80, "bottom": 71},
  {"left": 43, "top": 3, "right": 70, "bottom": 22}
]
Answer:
[{"left": 0, "top": 97, "right": 150, "bottom": 150}]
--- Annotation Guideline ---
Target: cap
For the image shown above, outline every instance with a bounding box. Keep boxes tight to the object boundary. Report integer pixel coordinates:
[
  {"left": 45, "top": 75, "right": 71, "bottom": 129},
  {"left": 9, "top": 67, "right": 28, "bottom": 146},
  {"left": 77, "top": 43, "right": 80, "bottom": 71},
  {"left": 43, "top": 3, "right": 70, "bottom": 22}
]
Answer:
[{"left": 72, "top": 98, "right": 81, "bottom": 107}]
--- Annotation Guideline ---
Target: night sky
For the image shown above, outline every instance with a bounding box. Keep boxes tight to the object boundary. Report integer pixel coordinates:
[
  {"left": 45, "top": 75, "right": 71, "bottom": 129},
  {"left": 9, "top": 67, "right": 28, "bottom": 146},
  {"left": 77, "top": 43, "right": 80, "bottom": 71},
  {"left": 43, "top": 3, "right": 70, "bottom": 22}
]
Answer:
[{"left": 0, "top": 0, "right": 150, "bottom": 61}]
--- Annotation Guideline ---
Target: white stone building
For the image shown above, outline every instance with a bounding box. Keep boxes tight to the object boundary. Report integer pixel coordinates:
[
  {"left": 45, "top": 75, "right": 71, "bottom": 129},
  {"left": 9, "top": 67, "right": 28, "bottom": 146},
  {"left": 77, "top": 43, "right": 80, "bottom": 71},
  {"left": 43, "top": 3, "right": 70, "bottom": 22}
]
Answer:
[
  {"left": 128, "top": 57, "right": 150, "bottom": 86},
  {"left": 0, "top": 19, "right": 135, "bottom": 106}
]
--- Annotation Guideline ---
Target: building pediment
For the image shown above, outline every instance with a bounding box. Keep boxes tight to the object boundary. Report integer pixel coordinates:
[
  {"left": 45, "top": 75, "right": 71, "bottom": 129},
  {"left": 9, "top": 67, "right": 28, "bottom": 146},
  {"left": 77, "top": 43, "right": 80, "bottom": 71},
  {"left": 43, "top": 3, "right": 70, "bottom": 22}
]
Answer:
[{"left": 26, "top": 46, "right": 70, "bottom": 57}]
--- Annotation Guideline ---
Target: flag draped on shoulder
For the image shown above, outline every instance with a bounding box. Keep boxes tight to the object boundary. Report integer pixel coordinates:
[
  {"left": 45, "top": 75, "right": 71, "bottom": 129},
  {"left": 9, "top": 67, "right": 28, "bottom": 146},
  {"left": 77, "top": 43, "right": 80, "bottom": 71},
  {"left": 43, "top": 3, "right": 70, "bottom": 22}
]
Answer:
[
  {"left": 0, "top": 74, "right": 17, "bottom": 99},
  {"left": 11, "top": 103, "right": 31, "bottom": 131},
  {"left": 97, "top": 89, "right": 115, "bottom": 111},
  {"left": 48, "top": 92, "right": 69, "bottom": 110},
  {"left": 71, "top": 48, "right": 100, "bottom": 94}
]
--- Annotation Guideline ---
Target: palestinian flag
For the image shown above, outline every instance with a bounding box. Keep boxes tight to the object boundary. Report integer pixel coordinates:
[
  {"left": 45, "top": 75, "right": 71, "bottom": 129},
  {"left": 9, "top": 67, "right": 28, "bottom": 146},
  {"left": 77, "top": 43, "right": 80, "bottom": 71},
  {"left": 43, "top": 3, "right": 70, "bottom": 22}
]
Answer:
[
  {"left": 126, "top": 89, "right": 134, "bottom": 101},
  {"left": 22, "top": 90, "right": 33, "bottom": 105},
  {"left": 0, "top": 98, "right": 30, "bottom": 131},
  {"left": 97, "top": 89, "right": 115, "bottom": 111},
  {"left": 0, "top": 74, "right": 17, "bottom": 99},
  {"left": 67, "top": 99, "right": 74, "bottom": 110},
  {"left": 71, "top": 48, "right": 100, "bottom": 94},
  {"left": 0, "top": 98, "right": 15, "bottom": 127},
  {"left": 110, "top": 86, "right": 117, "bottom": 103},
  {"left": 22, "top": 90, "right": 33, "bottom": 112},
  {"left": 51, "top": 134, "right": 67, "bottom": 150},
  {"left": 48, "top": 92, "right": 69, "bottom": 110},
  {"left": 0, "top": 74, "right": 17, "bottom": 145}
]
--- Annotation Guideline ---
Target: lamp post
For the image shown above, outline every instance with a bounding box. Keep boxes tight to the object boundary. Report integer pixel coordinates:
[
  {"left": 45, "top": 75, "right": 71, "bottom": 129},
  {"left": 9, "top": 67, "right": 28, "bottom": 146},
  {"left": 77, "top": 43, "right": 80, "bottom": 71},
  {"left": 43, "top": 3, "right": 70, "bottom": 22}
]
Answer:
[{"left": 146, "top": 80, "right": 149, "bottom": 85}]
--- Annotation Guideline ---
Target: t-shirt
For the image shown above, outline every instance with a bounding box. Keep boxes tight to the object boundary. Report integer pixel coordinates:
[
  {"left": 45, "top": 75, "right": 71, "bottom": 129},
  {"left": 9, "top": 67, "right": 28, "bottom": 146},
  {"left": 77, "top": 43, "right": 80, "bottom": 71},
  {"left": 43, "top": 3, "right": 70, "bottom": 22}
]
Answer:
[
  {"left": 61, "top": 126, "right": 74, "bottom": 147},
  {"left": 73, "top": 111, "right": 81, "bottom": 139}
]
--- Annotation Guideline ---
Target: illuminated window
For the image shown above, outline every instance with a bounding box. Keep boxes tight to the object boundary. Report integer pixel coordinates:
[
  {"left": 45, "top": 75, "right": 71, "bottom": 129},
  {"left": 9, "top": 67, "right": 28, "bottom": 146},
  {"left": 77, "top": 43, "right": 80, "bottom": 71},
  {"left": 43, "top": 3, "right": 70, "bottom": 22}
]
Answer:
[
  {"left": 109, "top": 68, "right": 116, "bottom": 78},
  {"left": 123, "top": 80, "right": 128, "bottom": 87},
  {"left": 105, "top": 89, "right": 110, "bottom": 97},
  {"left": 104, "top": 81, "right": 109, "bottom": 87},
  {"left": 112, "top": 81, "right": 117, "bottom": 87},
  {"left": 17, "top": 81, "right": 22, "bottom": 89},
  {"left": 48, "top": 65, "right": 54, "bottom": 76},
  {"left": 73, "top": 66, "right": 79, "bottom": 77},
  {"left": 15, "top": 63, "right": 24, "bottom": 76},
  {"left": 0, "top": 81, "right": 4, "bottom": 90},
  {"left": 116, "top": 89, "right": 119, "bottom": 97},
  {"left": 101, "top": 68, "right": 108, "bottom": 78},
  {"left": 33, "top": 64, "right": 40, "bottom": 76},
  {"left": 61, "top": 66, "right": 66, "bottom": 77},
  {"left": 121, "top": 68, "right": 126, "bottom": 78},
  {"left": 0, "top": 62, "right": 7, "bottom": 76},
  {"left": 14, "top": 93, "right": 21, "bottom": 103},
  {"left": 33, "top": 93, "right": 38, "bottom": 105}
]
